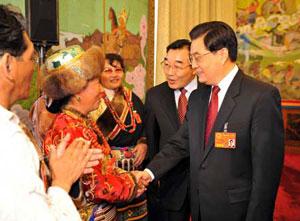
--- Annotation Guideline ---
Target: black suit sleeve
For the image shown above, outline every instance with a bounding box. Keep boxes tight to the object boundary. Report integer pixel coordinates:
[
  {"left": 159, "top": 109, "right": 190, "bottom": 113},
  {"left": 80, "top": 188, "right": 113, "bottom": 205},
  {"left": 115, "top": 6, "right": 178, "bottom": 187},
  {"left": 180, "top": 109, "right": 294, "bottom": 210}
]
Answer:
[
  {"left": 146, "top": 105, "right": 190, "bottom": 180},
  {"left": 132, "top": 93, "right": 146, "bottom": 138},
  {"left": 144, "top": 92, "right": 160, "bottom": 162},
  {"left": 246, "top": 87, "right": 284, "bottom": 221}
]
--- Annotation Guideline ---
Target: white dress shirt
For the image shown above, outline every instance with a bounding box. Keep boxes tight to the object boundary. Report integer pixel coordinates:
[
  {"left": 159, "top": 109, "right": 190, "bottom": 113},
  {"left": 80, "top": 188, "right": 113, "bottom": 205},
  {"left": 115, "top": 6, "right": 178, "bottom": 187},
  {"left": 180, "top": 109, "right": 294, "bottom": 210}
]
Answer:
[
  {"left": 0, "top": 105, "right": 81, "bottom": 221},
  {"left": 174, "top": 77, "right": 198, "bottom": 108},
  {"left": 104, "top": 88, "right": 115, "bottom": 101},
  {"left": 214, "top": 64, "right": 238, "bottom": 111},
  {"left": 145, "top": 77, "right": 198, "bottom": 181}
]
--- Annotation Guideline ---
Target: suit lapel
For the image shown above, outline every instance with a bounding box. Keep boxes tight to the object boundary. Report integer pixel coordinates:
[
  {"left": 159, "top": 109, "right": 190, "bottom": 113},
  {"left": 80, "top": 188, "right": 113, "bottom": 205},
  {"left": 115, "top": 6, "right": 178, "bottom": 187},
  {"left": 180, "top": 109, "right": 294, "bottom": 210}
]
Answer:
[
  {"left": 197, "top": 81, "right": 201, "bottom": 89},
  {"left": 200, "top": 71, "right": 244, "bottom": 164},
  {"left": 159, "top": 85, "right": 180, "bottom": 129}
]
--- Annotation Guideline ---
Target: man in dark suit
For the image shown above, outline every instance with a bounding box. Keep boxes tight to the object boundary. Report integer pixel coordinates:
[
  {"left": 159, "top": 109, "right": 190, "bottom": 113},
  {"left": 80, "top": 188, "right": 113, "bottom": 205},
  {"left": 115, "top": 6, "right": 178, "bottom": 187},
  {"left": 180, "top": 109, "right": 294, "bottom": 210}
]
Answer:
[
  {"left": 140, "top": 21, "right": 284, "bottom": 221},
  {"left": 145, "top": 39, "right": 198, "bottom": 221}
]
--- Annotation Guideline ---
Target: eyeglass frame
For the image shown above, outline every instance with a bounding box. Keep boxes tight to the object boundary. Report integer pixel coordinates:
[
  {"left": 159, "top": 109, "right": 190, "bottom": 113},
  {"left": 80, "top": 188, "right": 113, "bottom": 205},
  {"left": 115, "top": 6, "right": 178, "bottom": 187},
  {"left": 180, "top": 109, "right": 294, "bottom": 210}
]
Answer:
[
  {"left": 19, "top": 51, "right": 39, "bottom": 67},
  {"left": 103, "top": 65, "right": 124, "bottom": 74},
  {"left": 160, "top": 59, "right": 192, "bottom": 73},
  {"left": 189, "top": 51, "right": 212, "bottom": 65}
]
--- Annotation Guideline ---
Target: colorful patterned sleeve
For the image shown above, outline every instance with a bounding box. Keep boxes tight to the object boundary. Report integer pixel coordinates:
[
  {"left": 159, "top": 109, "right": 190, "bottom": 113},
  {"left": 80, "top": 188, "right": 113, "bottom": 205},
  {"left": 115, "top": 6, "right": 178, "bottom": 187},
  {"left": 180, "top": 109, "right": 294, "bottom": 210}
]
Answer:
[{"left": 43, "top": 113, "right": 138, "bottom": 203}]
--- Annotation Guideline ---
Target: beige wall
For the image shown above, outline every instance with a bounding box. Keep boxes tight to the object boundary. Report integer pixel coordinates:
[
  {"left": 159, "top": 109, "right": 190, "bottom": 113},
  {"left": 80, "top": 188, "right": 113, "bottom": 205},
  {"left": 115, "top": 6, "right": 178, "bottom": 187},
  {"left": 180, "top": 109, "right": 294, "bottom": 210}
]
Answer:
[{"left": 155, "top": 0, "right": 236, "bottom": 85}]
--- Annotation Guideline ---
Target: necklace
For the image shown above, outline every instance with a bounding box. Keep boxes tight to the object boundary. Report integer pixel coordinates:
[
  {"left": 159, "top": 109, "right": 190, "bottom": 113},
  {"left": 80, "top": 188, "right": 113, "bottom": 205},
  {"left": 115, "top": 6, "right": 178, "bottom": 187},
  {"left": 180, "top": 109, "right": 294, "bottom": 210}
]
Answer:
[
  {"left": 62, "top": 107, "right": 111, "bottom": 155},
  {"left": 61, "top": 107, "right": 118, "bottom": 202},
  {"left": 103, "top": 88, "right": 137, "bottom": 133}
]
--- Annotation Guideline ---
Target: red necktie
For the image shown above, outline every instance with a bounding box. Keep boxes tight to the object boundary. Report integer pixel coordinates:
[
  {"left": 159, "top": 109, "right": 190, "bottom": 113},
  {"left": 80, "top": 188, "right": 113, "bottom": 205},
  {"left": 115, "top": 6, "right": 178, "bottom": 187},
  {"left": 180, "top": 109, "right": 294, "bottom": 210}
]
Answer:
[
  {"left": 205, "top": 86, "right": 220, "bottom": 145},
  {"left": 178, "top": 88, "right": 188, "bottom": 124}
]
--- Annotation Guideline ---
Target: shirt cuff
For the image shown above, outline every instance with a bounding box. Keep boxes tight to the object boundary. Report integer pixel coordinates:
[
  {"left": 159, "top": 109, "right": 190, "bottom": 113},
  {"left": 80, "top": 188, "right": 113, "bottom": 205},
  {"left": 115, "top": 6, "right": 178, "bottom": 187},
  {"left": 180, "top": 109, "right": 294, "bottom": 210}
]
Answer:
[
  {"left": 144, "top": 168, "right": 155, "bottom": 181},
  {"left": 47, "top": 186, "right": 81, "bottom": 220}
]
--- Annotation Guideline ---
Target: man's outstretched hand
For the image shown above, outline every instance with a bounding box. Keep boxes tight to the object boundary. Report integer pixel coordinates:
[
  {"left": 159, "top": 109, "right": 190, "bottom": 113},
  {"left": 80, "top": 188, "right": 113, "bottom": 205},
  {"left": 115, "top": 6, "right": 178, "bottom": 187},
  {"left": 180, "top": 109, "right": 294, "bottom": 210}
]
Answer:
[{"left": 131, "top": 170, "right": 152, "bottom": 197}]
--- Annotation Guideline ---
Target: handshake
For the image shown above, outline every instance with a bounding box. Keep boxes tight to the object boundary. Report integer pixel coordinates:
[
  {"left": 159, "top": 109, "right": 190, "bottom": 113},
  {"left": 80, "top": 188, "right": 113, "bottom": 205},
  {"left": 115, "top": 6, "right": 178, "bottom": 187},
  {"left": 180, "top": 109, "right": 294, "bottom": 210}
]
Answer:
[{"left": 131, "top": 170, "right": 153, "bottom": 197}]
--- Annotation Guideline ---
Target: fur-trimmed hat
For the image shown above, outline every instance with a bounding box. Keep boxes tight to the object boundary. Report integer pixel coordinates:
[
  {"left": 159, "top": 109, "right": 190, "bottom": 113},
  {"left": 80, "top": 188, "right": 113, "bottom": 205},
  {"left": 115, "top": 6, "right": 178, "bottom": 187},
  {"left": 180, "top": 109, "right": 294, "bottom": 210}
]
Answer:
[{"left": 42, "top": 45, "right": 104, "bottom": 100}]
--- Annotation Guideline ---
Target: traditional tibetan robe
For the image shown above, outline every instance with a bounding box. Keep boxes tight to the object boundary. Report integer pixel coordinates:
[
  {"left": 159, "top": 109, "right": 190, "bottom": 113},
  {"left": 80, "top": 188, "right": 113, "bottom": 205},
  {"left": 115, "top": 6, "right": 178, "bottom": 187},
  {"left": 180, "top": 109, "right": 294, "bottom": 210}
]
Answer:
[
  {"left": 43, "top": 111, "right": 137, "bottom": 220},
  {"left": 89, "top": 87, "right": 147, "bottom": 221}
]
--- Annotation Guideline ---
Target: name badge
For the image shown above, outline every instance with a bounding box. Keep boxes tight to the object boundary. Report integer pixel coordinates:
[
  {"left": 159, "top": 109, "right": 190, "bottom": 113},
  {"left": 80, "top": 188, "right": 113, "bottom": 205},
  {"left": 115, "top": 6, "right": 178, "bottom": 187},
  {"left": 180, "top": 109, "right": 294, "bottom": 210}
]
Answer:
[{"left": 215, "top": 132, "right": 236, "bottom": 149}]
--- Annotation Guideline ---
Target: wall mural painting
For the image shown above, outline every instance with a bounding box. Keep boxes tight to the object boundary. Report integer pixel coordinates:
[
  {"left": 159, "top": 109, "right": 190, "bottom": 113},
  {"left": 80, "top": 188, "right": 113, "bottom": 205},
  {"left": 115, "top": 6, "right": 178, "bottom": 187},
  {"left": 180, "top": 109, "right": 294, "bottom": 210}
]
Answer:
[
  {"left": 236, "top": 0, "right": 300, "bottom": 101},
  {"left": 0, "top": 0, "right": 150, "bottom": 110},
  {"left": 57, "top": 0, "right": 149, "bottom": 100}
]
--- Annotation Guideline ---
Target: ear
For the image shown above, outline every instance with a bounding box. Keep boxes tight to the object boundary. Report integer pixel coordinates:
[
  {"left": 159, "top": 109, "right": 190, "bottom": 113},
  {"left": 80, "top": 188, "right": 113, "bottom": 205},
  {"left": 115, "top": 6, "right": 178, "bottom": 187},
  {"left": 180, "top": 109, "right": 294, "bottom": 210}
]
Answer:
[
  {"left": 0, "top": 53, "right": 15, "bottom": 83},
  {"left": 217, "top": 48, "right": 229, "bottom": 65}
]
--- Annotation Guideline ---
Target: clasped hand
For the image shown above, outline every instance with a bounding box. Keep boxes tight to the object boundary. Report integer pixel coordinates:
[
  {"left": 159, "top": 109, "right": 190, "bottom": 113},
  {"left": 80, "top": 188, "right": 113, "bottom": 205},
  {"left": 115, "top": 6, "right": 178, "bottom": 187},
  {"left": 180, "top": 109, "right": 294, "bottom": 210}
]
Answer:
[{"left": 131, "top": 170, "right": 152, "bottom": 197}]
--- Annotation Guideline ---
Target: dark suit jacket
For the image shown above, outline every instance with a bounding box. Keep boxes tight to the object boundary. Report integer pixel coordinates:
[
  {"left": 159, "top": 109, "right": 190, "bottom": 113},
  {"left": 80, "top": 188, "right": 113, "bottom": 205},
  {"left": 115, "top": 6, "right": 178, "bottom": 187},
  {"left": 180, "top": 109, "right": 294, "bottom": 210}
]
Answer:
[
  {"left": 145, "top": 81, "right": 199, "bottom": 210},
  {"left": 147, "top": 70, "right": 284, "bottom": 221}
]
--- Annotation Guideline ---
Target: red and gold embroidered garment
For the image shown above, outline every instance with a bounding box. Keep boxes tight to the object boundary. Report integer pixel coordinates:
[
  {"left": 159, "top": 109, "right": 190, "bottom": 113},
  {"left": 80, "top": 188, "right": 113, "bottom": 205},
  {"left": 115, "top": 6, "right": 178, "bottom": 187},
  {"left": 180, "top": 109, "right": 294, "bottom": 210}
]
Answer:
[{"left": 43, "top": 111, "right": 137, "bottom": 203}]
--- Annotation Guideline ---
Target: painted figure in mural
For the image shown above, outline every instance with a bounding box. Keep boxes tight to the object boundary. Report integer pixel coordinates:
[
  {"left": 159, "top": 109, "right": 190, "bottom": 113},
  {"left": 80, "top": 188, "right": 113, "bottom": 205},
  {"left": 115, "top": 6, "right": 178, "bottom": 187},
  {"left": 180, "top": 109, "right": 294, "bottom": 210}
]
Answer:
[
  {"left": 261, "top": 0, "right": 286, "bottom": 17},
  {"left": 42, "top": 46, "right": 145, "bottom": 221},
  {"left": 105, "top": 7, "right": 141, "bottom": 67},
  {"left": 285, "top": 64, "right": 295, "bottom": 85},
  {"left": 137, "top": 21, "right": 284, "bottom": 221},
  {"left": 245, "top": 0, "right": 259, "bottom": 25},
  {"left": 0, "top": 5, "right": 102, "bottom": 220},
  {"left": 145, "top": 39, "right": 198, "bottom": 221},
  {"left": 89, "top": 53, "right": 148, "bottom": 221},
  {"left": 109, "top": 7, "right": 118, "bottom": 32},
  {"left": 112, "top": 8, "right": 131, "bottom": 41}
]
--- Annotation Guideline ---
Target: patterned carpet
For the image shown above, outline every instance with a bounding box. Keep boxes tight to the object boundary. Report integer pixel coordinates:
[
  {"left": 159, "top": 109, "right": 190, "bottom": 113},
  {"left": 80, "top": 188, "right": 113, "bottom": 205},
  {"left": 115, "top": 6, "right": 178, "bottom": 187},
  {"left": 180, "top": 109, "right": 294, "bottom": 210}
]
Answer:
[{"left": 274, "top": 152, "right": 300, "bottom": 221}]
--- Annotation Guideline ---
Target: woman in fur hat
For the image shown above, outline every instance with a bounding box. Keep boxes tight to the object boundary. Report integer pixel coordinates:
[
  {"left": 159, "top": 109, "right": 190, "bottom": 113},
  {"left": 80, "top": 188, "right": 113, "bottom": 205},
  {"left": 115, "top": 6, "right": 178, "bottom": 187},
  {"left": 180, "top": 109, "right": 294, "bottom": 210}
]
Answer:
[
  {"left": 89, "top": 53, "right": 148, "bottom": 221},
  {"left": 42, "top": 45, "right": 143, "bottom": 221}
]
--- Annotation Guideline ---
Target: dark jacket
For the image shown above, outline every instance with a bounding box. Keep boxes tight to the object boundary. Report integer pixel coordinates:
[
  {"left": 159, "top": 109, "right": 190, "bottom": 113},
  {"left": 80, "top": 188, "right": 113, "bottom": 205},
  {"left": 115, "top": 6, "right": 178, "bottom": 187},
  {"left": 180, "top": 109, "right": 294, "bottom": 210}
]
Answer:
[{"left": 147, "top": 70, "right": 284, "bottom": 221}]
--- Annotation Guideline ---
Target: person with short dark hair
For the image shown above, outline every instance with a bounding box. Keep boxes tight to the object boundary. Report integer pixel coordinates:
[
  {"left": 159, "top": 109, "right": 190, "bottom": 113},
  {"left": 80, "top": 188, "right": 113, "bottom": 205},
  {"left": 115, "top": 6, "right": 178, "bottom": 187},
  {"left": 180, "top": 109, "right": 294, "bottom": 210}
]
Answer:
[
  {"left": 139, "top": 21, "right": 284, "bottom": 221},
  {"left": 0, "top": 5, "right": 102, "bottom": 220},
  {"left": 145, "top": 39, "right": 198, "bottom": 221}
]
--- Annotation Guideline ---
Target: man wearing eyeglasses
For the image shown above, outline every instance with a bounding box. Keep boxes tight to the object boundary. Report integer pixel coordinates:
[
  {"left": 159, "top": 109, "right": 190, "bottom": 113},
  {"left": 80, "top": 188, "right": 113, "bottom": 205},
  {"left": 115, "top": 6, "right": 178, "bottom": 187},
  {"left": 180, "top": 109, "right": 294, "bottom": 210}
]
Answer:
[
  {"left": 139, "top": 21, "right": 284, "bottom": 221},
  {"left": 145, "top": 39, "right": 198, "bottom": 221}
]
